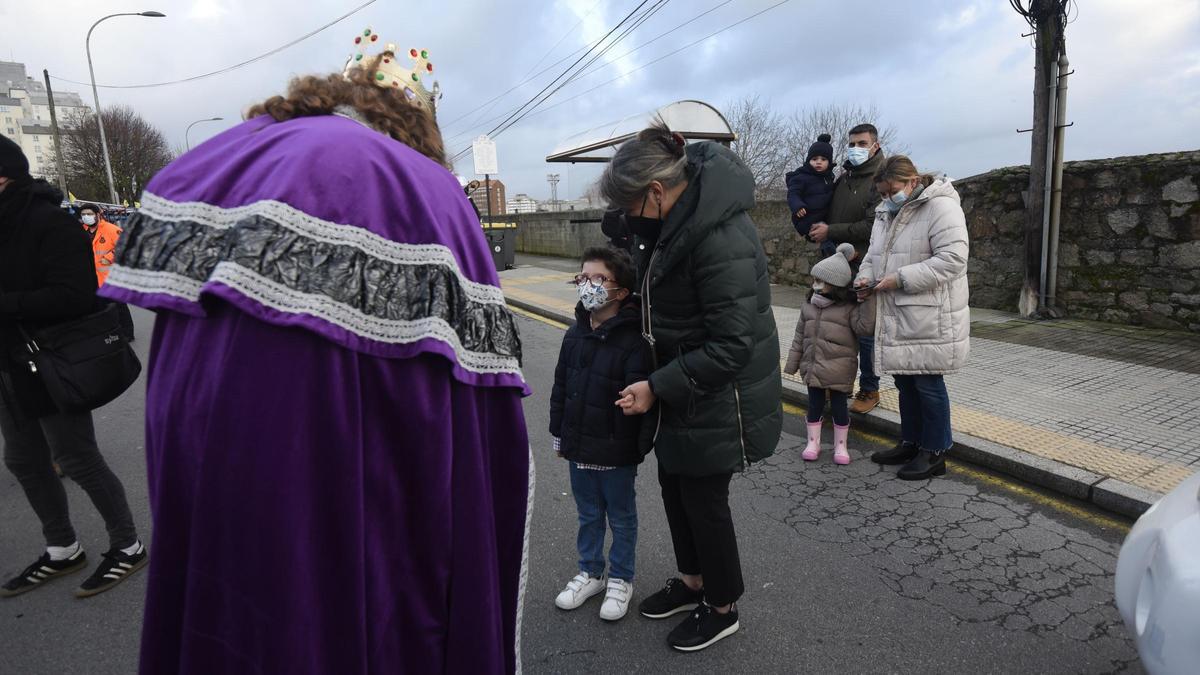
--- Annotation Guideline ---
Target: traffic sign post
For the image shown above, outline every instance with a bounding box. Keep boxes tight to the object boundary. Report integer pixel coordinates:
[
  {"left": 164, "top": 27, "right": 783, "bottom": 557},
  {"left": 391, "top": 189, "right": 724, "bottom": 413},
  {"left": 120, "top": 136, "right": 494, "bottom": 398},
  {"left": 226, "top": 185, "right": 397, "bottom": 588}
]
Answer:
[{"left": 472, "top": 135, "right": 499, "bottom": 225}]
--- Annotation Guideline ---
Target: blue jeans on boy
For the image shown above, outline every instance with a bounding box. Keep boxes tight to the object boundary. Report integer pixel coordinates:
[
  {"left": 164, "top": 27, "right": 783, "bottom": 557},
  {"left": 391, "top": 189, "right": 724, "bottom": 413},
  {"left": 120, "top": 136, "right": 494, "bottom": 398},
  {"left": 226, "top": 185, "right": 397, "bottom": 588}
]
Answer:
[
  {"left": 569, "top": 463, "right": 638, "bottom": 582},
  {"left": 893, "top": 374, "right": 953, "bottom": 453},
  {"left": 858, "top": 336, "right": 880, "bottom": 392}
]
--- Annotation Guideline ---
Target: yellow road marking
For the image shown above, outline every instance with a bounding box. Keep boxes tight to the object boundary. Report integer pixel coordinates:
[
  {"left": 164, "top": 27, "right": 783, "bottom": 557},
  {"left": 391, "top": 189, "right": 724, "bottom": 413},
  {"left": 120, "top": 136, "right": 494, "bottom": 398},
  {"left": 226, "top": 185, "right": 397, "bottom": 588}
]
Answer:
[
  {"left": 780, "top": 403, "right": 1132, "bottom": 532},
  {"left": 508, "top": 304, "right": 569, "bottom": 330}
]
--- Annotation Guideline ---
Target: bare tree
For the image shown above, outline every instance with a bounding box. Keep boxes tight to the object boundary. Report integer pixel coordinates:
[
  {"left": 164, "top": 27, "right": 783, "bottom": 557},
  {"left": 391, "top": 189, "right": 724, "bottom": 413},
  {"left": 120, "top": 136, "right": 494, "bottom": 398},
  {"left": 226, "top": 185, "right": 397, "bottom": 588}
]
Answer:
[
  {"left": 724, "top": 97, "right": 909, "bottom": 200},
  {"left": 582, "top": 180, "right": 603, "bottom": 207},
  {"left": 59, "top": 105, "right": 174, "bottom": 204},
  {"left": 725, "top": 95, "right": 790, "bottom": 199},
  {"left": 783, "top": 103, "right": 908, "bottom": 176}
]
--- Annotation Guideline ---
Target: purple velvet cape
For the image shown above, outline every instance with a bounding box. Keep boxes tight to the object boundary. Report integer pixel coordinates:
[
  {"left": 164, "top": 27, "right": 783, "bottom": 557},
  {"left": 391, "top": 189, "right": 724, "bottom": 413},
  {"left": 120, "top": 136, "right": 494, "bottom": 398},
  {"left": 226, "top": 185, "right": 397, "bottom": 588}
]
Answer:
[{"left": 100, "top": 114, "right": 532, "bottom": 674}]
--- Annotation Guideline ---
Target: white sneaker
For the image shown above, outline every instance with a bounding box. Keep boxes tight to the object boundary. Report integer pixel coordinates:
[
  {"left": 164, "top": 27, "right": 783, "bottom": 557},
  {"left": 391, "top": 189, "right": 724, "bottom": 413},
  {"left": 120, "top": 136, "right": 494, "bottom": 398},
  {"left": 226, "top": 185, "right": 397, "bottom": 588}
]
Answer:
[
  {"left": 599, "top": 578, "right": 633, "bottom": 621},
  {"left": 554, "top": 572, "right": 605, "bottom": 610}
]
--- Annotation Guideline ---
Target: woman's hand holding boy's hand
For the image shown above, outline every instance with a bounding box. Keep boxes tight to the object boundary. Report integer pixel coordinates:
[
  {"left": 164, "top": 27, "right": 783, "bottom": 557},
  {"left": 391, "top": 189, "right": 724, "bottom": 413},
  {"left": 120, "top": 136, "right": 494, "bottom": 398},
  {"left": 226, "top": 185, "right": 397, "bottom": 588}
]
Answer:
[{"left": 616, "top": 381, "right": 656, "bottom": 415}]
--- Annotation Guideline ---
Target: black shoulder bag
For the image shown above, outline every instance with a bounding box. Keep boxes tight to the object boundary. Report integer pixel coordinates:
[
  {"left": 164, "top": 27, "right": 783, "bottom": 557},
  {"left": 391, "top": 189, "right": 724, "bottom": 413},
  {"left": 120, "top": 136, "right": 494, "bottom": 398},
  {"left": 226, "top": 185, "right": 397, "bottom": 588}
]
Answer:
[{"left": 19, "top": 302, "right": 142, "bottom": 413}]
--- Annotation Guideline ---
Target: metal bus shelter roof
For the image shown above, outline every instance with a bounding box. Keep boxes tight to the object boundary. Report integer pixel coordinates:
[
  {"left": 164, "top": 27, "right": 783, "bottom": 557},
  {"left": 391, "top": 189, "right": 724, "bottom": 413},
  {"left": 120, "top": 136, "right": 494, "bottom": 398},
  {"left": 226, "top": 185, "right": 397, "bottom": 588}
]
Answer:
[{"left": 545, "top": 99, "right": 735, "bottom": 164}]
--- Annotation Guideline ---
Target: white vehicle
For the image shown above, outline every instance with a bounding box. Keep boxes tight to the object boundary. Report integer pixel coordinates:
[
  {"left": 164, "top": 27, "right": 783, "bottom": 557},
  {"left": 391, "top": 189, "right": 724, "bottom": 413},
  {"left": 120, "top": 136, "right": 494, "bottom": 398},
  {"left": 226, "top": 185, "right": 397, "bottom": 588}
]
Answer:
[{"left": 1114, "top": 470, "right": 1200, "bottom": 674}]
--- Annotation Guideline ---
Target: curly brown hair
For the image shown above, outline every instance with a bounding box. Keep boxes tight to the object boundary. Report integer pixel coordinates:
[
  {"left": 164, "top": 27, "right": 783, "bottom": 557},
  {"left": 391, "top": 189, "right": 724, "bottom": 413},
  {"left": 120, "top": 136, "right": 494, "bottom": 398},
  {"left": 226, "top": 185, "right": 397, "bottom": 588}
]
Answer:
[{"left": 245, "top": 57, "right": 447, "bottom": 167}]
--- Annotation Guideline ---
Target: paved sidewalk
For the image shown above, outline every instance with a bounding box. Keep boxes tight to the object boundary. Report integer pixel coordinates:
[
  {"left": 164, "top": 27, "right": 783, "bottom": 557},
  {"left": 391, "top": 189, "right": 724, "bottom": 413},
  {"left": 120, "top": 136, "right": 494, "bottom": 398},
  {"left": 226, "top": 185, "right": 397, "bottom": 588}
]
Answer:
[{"left": 502, "top": 254, "right": 1200, "bottom": 516}]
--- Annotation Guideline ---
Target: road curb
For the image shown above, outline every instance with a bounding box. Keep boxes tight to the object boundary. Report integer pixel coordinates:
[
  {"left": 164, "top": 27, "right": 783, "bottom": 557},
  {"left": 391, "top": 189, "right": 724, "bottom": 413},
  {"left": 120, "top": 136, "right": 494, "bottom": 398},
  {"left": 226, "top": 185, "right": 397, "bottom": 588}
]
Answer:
[
  {"left": 506, "top": 295, "right": 1157, "bottom": 520},
  {"left": 777, "top": 381, "right": 1153, "bottom": 519},
  {"left": 506, "top": 296, "right": 574, "bottom": 326}
]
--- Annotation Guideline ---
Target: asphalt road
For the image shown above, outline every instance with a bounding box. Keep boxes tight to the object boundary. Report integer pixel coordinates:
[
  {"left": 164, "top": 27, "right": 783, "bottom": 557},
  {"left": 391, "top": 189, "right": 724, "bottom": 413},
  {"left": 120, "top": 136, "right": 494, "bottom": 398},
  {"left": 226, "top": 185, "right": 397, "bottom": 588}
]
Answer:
[{"left": 0, "top": 308, "right": 1145, "bottom": 674}]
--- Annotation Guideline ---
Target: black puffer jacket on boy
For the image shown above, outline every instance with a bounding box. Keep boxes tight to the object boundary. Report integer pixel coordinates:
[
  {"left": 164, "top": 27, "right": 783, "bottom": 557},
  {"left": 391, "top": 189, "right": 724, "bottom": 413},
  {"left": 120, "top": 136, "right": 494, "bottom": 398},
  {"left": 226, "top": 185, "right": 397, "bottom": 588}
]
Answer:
[{"left": 550, "top": 298, "right": 654, "bottom": 467}]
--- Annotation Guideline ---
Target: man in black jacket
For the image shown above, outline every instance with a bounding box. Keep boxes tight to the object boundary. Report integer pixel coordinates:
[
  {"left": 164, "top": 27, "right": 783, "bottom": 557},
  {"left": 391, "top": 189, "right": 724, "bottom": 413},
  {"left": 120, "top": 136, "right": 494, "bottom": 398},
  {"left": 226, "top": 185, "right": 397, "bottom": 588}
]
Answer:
[{"left": 0, "top": 134, "right": 146, "bottom": 599}]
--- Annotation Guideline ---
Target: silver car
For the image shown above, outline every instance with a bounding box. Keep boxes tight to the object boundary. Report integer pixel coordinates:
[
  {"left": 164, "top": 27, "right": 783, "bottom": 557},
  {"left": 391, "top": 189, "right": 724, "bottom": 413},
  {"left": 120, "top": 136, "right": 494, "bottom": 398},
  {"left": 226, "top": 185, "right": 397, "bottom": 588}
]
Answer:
[{"left": 1115, "top": 470, "right": 1200, "bottom": 674}]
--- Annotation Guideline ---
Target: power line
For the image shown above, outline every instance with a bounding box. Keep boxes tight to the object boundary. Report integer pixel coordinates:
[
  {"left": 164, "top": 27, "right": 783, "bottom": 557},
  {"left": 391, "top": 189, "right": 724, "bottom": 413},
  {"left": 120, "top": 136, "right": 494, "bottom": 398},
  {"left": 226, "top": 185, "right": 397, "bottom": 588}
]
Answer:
[
  {"left": 491, "top": 0, "right": 668, "bottom": 138},
  {"left": 449, "top": 0, "right": 671, "bottom": 161},
  {"left": 453, "top": 0, "right": 657, "bottom": 161},
  {"left": 450, "top": 0, "right": 789, "bottom": 163},
  {"left": 534, "top": 0, "right": 791, "bottom": 117},
  {"left": 440, "top": 36, "right": 602, "bottom": 134},
  {"left": 519, "top": 0, "right": 605, "bottom": 81},
  {"left": 441, "top": 0, "right": 609, "bottom": 136},
  {"left": 51, "top": 0, "right": 378, "bottom": 90},
  {"left": 442, "top": 0, "right": 732, "bottom": 145}
]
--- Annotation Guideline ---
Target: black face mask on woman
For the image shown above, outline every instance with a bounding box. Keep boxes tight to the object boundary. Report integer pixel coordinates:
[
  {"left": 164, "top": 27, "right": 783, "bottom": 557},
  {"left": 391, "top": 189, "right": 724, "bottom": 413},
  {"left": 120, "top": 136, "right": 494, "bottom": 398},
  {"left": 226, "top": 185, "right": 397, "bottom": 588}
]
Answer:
[{"left": 625, "top": 190, "right": 664, "bottom": 240}]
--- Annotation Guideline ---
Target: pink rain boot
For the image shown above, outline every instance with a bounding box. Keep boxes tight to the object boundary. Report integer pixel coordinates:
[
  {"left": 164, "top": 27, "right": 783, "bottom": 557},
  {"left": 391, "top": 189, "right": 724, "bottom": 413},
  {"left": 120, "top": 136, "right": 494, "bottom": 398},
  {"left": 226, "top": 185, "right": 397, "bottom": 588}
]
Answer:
[
  {"left": 802, "top": 419, "right": 822, "bottom": 461},
  {"left": 833, "top": 423, "right": 851, "bottom": 465}
]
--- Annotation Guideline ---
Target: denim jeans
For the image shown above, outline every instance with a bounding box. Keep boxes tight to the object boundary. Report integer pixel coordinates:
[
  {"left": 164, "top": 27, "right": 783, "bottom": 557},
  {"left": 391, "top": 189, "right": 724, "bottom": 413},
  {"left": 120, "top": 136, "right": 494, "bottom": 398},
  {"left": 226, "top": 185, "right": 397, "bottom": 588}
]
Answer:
[
  {"left": 857, "top": 336, "right": 880, "bottom": 393},
  {"left": 807, "top": 387, "right": 849, "bottom": 426},
  {"left": 893, "top": 374, "right": 953, "bottom": 454},
  {"left": 570, "top": 463, "right": 638, "bottom": 582}
]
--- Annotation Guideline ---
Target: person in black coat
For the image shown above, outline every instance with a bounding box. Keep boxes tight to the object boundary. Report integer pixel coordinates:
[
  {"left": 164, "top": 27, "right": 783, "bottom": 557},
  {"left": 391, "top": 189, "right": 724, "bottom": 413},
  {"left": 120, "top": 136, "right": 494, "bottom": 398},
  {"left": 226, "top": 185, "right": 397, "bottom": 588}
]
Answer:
[
  {"left": 786, "top": 133, "right": 836, "bottom": 256},
  {"left": 0, "top": 134, "right": 146, "bottom": 600},
  {"left": 549, "top": 246, "right": 652, "bottom": 622}
]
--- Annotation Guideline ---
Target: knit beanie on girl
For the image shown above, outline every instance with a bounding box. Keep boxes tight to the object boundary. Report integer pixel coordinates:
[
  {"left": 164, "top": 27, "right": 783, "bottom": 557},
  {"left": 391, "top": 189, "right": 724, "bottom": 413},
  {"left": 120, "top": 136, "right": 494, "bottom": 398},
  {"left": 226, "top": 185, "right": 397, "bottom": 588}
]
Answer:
[{"left": 810, "top": 243, "right": 856, "bottom": 287}]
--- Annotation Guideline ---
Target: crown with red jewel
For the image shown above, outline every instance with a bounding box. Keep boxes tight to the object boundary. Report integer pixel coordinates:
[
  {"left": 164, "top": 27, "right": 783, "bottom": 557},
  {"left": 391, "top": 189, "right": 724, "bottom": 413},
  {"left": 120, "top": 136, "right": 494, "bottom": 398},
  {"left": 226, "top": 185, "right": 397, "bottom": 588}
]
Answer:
[{"left": 342, "top": 27, "right": 435, "bottom": 108}]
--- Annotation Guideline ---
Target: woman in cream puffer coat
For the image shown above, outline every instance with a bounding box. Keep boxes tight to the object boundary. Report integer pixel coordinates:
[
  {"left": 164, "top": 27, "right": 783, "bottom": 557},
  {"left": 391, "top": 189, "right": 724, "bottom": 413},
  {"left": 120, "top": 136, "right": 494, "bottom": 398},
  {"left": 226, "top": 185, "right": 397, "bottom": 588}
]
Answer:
[{"left": 855, "top": 155, "right": 969, "bottom": 481}]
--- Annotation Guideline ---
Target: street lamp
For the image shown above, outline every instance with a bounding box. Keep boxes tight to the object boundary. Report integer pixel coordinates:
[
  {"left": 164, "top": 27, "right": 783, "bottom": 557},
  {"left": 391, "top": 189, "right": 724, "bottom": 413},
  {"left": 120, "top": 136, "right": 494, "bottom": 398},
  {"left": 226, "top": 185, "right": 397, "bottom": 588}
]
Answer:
[
  {"left": 86, "top": 10, "right": 165, "bottom": 205},
  {"left": 185, "top": 117, "right": 224, "bottom": 151}
]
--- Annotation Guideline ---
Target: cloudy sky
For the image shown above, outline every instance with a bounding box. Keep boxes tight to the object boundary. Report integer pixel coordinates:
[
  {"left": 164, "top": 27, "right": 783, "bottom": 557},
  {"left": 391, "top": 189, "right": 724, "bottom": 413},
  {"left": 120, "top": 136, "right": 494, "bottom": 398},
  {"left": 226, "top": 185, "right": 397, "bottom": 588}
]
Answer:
[{"left": 3, "top": 0, "right": 1198, "bottom": 200}]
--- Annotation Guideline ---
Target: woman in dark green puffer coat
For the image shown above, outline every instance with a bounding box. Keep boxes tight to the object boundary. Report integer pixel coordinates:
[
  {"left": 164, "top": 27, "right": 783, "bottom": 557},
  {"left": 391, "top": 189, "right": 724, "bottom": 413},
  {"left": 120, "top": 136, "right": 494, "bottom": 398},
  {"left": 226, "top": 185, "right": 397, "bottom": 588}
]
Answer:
[{"left": 606, "top": 122, "right": 782, "bottom": 653}]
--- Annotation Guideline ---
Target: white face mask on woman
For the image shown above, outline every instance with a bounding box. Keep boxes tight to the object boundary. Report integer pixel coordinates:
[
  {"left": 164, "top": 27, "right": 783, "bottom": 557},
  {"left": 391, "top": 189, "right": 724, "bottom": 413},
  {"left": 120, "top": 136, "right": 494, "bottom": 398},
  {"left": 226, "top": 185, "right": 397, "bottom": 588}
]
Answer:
[{"left": 82, "top": 214, "right": 97, "bottom": 226}]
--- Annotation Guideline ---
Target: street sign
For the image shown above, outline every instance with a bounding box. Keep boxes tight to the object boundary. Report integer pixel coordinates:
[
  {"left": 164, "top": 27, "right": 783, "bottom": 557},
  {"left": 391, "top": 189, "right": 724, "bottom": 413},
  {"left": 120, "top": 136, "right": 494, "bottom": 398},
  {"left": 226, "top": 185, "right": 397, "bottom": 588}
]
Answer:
[{"left": 472, "top": 135, "right": 498, "bottom": 176}]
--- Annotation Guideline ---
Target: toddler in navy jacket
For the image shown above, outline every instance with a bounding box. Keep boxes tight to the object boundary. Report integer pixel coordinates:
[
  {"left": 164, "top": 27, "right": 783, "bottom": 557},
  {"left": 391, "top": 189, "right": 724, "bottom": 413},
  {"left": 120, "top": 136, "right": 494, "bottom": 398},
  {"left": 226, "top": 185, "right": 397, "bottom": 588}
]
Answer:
[{"left": 786, "top": 133, "right": 836, "bottom": 256}]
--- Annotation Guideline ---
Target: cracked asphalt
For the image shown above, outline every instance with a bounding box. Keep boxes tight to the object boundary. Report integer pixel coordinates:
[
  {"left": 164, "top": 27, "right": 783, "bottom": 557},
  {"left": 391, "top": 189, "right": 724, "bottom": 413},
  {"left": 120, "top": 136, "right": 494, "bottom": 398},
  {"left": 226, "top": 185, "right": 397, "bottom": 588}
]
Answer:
[
  {"left": 0, "top": 309, "right": 1144, "bottom": 674},
  {"left": 516, "top": 314, "right": 1143, "bottom": 674}
]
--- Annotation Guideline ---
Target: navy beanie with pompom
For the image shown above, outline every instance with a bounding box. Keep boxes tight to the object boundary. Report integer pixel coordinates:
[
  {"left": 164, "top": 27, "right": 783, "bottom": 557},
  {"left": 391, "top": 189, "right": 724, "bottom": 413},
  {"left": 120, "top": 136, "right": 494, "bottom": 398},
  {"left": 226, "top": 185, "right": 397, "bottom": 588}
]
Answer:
[{"left": 806, "top": 133, "right": 834, "bottom": 164}]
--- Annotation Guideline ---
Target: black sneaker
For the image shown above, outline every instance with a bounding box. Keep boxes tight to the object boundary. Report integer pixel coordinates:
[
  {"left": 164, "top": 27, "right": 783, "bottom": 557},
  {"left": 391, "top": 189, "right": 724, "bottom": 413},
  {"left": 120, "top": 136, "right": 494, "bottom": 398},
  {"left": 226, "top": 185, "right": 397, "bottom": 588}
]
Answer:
[
  {"left": 667, "top": 602, "right": 740, "bottom": 652},
  {"left": 638, "top": 577, "right": 703, "bottom": 619},
  {"left": 75, "top": 542, "right": 147, "bottom": 598},
  {"left": 0, "top": 549, "right": 88, "bottom": 598}
]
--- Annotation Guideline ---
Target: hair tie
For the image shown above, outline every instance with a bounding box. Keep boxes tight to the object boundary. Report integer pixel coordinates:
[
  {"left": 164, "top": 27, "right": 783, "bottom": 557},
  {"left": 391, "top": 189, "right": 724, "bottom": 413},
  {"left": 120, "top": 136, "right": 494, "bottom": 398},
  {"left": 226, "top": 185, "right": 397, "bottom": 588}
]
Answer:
[{"left": 670, "top": 132, "right": 685, "bottom": 148}]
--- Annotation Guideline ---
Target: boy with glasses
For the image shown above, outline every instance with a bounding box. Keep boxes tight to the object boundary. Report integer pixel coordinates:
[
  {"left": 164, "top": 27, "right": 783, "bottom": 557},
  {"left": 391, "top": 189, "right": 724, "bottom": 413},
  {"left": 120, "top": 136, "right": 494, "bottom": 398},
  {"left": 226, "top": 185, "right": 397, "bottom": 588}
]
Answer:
[{"left": 550, "top": 246, "right": 653, "bottom": 621}]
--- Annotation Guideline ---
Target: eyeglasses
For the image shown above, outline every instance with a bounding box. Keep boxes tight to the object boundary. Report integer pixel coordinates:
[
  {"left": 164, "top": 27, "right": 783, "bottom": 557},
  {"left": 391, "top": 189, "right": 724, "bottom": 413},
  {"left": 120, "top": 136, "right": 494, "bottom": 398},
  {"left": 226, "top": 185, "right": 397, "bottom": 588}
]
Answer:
[{"left": 570, "top": 273, "right": 615, "bottom": 286}]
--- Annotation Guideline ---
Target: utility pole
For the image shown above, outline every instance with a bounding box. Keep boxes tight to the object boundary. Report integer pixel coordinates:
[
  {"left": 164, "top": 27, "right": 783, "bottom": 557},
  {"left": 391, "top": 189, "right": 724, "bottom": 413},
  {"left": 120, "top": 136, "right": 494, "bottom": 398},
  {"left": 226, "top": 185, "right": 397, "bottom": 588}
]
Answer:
[
  {"left": 42, "top": 69, "right": 69, "bottom": 197},
  {"left": 1013, "top": 0, "right": 1067, "bottom": 317},
  {"left": 547, "top": 173, "right": 560, "bottom": 211}
]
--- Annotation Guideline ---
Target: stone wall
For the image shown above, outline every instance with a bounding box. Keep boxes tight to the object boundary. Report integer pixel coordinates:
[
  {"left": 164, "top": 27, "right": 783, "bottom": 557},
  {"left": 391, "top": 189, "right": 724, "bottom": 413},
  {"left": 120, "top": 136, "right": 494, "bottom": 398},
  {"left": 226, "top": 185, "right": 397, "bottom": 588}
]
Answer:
[
  {"left": 958, "top": 150, "right": 1200, "bottom": 331},
  {"left": 757, "top": 150, "right": 1200, "bottom": 331},
  {"left": 514, "top": 150, "right": 1200, "bottom": 331}
]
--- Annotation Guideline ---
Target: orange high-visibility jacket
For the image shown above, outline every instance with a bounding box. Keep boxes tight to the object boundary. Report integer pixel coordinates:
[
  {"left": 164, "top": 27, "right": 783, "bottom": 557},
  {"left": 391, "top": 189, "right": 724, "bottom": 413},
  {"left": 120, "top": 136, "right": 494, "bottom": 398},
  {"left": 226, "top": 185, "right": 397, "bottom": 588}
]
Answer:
[{"left": 84, "top": 219, "right": 123, "bottom": 286}]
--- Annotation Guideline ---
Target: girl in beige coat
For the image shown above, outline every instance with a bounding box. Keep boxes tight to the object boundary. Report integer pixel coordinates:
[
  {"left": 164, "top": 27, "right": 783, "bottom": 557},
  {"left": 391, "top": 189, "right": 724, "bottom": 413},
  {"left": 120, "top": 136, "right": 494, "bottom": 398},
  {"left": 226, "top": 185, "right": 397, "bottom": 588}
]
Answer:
[
  {"left": 785, "top": 243, "right": 876, "bottom": 464},
  {"left": 854, "top": 156, "right": 970, "bottom": 480}
]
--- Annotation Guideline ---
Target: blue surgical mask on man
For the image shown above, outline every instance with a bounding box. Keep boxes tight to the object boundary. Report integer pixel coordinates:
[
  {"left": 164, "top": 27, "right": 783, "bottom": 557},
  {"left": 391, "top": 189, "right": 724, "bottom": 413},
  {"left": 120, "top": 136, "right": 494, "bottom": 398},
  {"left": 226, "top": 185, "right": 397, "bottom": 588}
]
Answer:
[{"left": 846, "top": 147, "right": 870, "bottom": 166}]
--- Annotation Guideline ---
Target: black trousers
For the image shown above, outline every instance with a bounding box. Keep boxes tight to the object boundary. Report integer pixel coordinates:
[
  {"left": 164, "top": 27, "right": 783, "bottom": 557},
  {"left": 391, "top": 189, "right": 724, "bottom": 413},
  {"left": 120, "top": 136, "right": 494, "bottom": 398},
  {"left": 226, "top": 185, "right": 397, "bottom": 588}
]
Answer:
[
  {"left": 657, "top": 463, "right": 744, "bottom": 607},
  {"left": 0, "top": 399, "right": 138, "bottom": 550}
]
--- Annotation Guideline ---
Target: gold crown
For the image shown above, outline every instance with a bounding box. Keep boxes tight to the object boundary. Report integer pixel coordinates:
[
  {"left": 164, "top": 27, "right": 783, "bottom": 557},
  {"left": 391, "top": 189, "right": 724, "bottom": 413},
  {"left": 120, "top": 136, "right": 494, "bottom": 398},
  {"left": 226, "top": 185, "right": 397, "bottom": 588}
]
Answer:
[{"left": 342, "top": 27, "right": 435, "bottom": 108}]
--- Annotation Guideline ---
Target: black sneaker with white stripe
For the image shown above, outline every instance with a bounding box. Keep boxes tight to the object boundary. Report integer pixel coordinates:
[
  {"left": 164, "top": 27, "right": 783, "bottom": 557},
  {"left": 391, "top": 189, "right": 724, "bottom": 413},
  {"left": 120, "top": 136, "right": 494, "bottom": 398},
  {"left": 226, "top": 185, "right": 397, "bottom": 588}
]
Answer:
[
  {"left": 0, "top": 549, "right": 89, "bottom": 598},
  {"left": 75, "top": 542, "right": 147, "bottom": 598}
]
